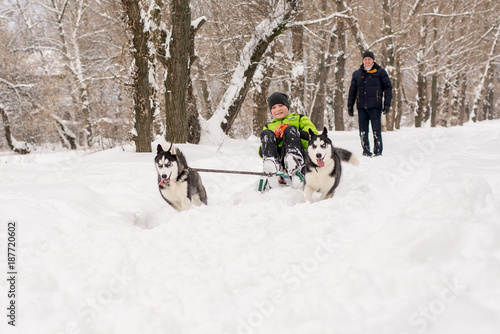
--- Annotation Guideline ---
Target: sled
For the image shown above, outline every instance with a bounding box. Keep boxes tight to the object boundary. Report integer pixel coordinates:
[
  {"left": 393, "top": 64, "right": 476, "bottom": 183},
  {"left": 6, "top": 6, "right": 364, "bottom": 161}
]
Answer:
[{"left": 257, "top": 171, "right": 304, "bottom": 192}]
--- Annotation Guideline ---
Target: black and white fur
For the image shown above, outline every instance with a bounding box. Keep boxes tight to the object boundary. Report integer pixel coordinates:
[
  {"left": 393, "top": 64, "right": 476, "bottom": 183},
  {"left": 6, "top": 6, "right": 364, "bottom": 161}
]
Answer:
[
  {"left": 155, "top": 143, "right": 207, "bottom": 212},
  {"left": 304, "top": 128, "right": 359, "bottom": 202}
]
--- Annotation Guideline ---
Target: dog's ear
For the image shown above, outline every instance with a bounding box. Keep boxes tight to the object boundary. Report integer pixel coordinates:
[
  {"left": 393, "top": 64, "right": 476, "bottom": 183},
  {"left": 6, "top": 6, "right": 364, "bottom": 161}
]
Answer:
[
  {"left": 157, "top": 144, "right": 164, "bottom": 153},
  {"left": 168, "top": 143, "right": 177, "bottom": 155},
  {"left": 322, "top": 127, "right": 328, "bottom": 136},
  {"left": 309, "top": 128, "right": 315, "bottom": 137}
]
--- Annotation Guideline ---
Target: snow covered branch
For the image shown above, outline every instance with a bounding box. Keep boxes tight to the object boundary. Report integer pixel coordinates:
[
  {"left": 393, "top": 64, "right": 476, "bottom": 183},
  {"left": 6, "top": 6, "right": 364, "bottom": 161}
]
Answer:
[
  {"left": 421, "top": 10, "right": 492, "bottom": 18},
  {"left": 202, "top": 0, "right": 299, "bottom": 145}
]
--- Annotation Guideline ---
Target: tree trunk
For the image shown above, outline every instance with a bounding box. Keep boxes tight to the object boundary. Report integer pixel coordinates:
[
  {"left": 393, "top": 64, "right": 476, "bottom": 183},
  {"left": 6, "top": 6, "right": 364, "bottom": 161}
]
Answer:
[
  {"left": 441, "top": 72, "right": 452, "bottom": 127},
  {"left": 165, "top": 0, "right": 191, "bottom": 143},
  {"left": 484, "top": 79, "right": 494, "bottom": 121},
  {"left": 52, "top": 115, "right": 77, "bottom": 150},
  {"left": 415, "top": 16, "right": 428, "bottom": 128},
  {"left": 50, "top": 0, "right": 93, "bottom": 147},
  {"left": 0, "top": 106, "right": 30, "bottom": 154},
  {"left": 458, "top": 72, "right": 467, "bottom": 126},
  {"left": 430, "top": 73, "right": 438, "bottom": 127},
  {"left": 121, "top": 0, "right": 155, "bottom": 152},
  {"left": 393, "top": 54, "right": 403, "bottom": 130},
  {"left": 253, "top": 50, "right": 275, "bottom": 135},
  {"left": 471, "top": 23, "right": 500, "bottom": 122},
  {"left": 186, "top": 17, "right": 206, "bottom": 144},
  {"left": 334, "top": 2, "right": 347, "bottom": 131},
  {"left": 382, "top": 0, "right": 396, "bottom": 131},
  {"left": 310, "top": 0, "right": 330, "bottom": 130},
  {"left": 310, "top": 55, "right": 327, "bottom": 130},
  {"left": 193, "top": 61, "right": 214, "bottom": 118},
  {"left": 450, "top": 73, "right": 461, "bottom": 127},
  {"left": 290, "top": 0, "right": 305, "bottom": 114},
  {"left": 342, "top": 1, "right": 369, "bottom": 55}
]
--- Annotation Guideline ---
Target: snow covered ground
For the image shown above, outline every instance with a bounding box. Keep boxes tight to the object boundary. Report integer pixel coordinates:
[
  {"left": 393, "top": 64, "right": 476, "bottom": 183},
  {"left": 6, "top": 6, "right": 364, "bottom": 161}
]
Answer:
[{"left": 1, "top": 120, "right": 500, "bottom": 334}]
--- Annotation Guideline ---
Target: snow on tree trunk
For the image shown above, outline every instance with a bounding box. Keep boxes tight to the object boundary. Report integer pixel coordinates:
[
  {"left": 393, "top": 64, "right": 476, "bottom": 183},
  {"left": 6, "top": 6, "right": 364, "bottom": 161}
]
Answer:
[
  {"left": 342, "top": 1, "right": 369, "bottom": 56},
  {"left": 458, "top": 73, "right": 467, "bottom": 126},
  {"left": 52, "top": 115, "right": 77, "bottom": 150},
  {"left": 121, "top": 0, "right": 161, "bottom": 152},
  {"left": 290, "top": 0, "right": 305, "bottom": 114},
  {"left": 333, "top": 0, "right": 347, "bottom": 131},
  {"left": 186, "top": 17, "right": 206, "bottom": 144},
  {"left": 0, "top": 105, "right": 30, "bottom": 155},
  {"left": 382, "top": 0, "right": 396, "bottom": 131},
  {"left": 49, "top": 0, "right": 93, "bottom": 147},
  {"left": 165, "top": 0, "right": 191, "bottom": 143},
  {"left": 252, "top": 48, "right": 275, "bottom": 136},
  {"left": 394, "top": 58, "right": 403, "bottom": 129},
  {"left": 415, "top": 16, "right": 428, "bottom": 128},
  {"left": 193, "top": 61, "right": 214, "bottom": 118},
  {"left": 70, "top": 0, "right": 93, "bottom": 147},
  {"left": 309, "top": 0, "right": 330, "bottom": 130},
  {"left": 201, "top": 0, "right": 298, "bottom": 145},
  {"left": 471, "top": 23, "right": 500, "bottom": 122}
]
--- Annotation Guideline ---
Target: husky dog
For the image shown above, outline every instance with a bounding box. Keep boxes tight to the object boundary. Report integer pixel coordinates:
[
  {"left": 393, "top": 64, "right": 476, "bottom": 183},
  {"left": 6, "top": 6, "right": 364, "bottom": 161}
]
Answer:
[
  {"left": 304, "top": 128, "right": 359, "bottom": 202},
  {"left": 155, "top": 143, "right": 207, "bottom": 211}
]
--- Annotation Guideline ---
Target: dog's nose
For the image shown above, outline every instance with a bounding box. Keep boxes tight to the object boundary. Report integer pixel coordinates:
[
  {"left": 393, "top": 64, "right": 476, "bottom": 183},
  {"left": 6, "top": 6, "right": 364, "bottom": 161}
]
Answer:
[
  {"left": 162, "top": 174, "right": 167, "bottom": 179},
  {"left": 316, "top": 153, "right": 322, "bottom": 158}
]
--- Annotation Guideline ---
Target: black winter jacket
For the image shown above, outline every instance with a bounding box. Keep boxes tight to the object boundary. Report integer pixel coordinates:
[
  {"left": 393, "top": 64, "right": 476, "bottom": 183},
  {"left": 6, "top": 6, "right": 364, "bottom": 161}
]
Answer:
[{"left": 347, "top": 62, "right": 392, "bottom": 111}]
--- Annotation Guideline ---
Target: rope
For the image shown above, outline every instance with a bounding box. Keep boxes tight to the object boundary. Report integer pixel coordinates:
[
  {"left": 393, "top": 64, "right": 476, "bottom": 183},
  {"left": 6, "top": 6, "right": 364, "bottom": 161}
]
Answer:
[{"left": 189, "top": 167, "right": 267, "bottom": 176}]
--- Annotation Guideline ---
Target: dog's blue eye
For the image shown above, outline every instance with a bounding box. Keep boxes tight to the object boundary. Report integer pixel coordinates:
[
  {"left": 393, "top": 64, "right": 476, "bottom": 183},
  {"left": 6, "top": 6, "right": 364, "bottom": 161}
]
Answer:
[
  {"left": 321, "top": 143, "right": 327, "bottom": 148},
  {"left": 158, "top": 164, "right": 162, "bottom": 168},
  {"left": 166, "top": 162, "right": 171, "bottom": 167}
]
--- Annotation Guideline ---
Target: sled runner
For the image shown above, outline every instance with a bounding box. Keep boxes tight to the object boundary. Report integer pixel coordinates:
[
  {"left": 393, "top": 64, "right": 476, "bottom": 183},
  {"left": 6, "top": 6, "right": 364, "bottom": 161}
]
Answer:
[{"left": 257, "top": 171, "right": 304, "bottom": 192}]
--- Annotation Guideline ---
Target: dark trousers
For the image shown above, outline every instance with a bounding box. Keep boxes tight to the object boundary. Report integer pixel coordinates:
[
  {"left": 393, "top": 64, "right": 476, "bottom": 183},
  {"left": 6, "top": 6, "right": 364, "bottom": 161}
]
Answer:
[
  {"left": 358, "top": 108, "right": 383, "bottom": 155},
  {"left": 260, "top": 126, "right": 304, "bottom": 167}
]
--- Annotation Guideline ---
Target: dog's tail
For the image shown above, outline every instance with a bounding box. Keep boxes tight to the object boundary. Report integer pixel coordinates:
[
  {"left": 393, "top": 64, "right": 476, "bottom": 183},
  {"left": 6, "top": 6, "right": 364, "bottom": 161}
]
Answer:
[{"left": 335, "top": 148, "right": 359, "bottom": 166}]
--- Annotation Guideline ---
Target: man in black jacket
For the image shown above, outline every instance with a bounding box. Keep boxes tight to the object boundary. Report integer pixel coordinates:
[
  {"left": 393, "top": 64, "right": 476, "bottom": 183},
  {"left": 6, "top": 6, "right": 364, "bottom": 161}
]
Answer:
[{"left": 347, "top": 51, "right": 392, "bottom": 157}]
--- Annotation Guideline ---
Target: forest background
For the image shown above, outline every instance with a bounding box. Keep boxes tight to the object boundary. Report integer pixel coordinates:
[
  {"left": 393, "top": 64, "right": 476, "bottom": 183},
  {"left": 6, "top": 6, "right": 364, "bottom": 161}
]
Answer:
[{"left": 0, "top": 0, "right": 498, "bottom": 153}]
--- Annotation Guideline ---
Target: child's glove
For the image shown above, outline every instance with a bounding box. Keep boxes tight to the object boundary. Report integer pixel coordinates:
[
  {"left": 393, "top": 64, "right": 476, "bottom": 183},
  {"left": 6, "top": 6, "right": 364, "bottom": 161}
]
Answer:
[{"left": 274, "top": 124, "right": 289, "bottom": 139}]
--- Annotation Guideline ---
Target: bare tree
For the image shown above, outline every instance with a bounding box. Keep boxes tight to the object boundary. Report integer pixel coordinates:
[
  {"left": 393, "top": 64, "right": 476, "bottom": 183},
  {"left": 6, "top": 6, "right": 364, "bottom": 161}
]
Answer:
[
  {"left": 471, "top": 21, "right": 500, "bottom": 122},
  {"left": 204, "top": 0, "right": 299, "bottom": 142},
  {"left": 309, "top": 0, "right": 331, "bottom": 130},
  {"left": 332, "top": 0, "right": 347, "bottom": 131},
  {"left": 186, "top": 17, "right": 207, "bottom": 143},
  {"left": 252, "top": 48, "right": 276, "bottom": 135},
  {"left": 414, "top": 13, "right": 428, "bottom": 128},
  {"left": 165, "top": 0, "right": 191, "bottom": 143},
  {"left": 0, "top": 105, "right": 30, "bottom": 154},
  {"left": 121, "top": 0, "right": 159, "bottom": 152},
  {"left": 381, "top": 0, "right": 397, "bottom": 131},
  {"left": 290, "top": 0, "right": 305, "bottom": 114}
]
